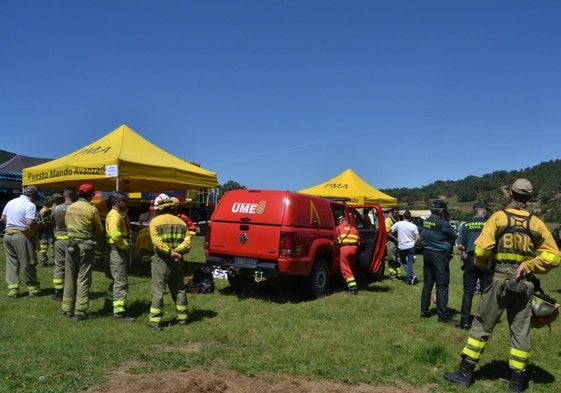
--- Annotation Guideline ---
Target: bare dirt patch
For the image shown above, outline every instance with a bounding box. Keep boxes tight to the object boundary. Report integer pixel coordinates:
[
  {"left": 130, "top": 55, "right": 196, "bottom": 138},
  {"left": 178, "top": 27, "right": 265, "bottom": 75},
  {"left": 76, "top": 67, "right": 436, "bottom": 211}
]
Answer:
[{"left": 85, "top": 361, "right": 434, "bottom": 393}]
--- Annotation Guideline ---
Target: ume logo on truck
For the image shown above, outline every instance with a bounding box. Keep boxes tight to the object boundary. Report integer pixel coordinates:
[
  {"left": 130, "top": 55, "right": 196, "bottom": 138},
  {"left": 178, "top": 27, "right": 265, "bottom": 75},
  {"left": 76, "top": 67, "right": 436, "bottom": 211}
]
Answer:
[{"left": 231, "top": 201, "right": 266, "bottom": 214}]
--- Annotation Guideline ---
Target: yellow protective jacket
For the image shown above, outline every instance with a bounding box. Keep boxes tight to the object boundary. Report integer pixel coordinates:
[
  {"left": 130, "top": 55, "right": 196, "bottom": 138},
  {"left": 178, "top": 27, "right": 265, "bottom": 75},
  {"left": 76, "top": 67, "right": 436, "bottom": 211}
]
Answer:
[
  {"left": 65, "top": 198, "right": 105, "bottom": 246},
  {"left": 385, "top": 216, "right": 399, "bottom": 232},
  {"left": 474, "top": 202, "right": 561, "bottom": 275},
  {"left": 39, "top": 205, "right": 53, "bottom": 226},
  {"left": 106, "top": 207, "right": 131, "bottom": 251},
  {"left": 149, "top": 213, "right": 191, "bottom": 255},
  {"left": 135, "top": 226, "right": 154, "bottom": 252},
  {"left": 95, "top": 199, "right": 111, "bottom": 226}
]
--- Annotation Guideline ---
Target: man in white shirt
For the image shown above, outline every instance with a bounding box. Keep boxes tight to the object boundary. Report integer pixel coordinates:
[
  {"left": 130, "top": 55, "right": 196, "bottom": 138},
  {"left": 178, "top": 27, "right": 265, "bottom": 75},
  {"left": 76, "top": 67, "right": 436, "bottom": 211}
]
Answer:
[
  {"left": 391, "top": 210, "right": 420, "bottom": 285},
  {"left": 1, "top": 186, "right": 41, "bottom": 297}
]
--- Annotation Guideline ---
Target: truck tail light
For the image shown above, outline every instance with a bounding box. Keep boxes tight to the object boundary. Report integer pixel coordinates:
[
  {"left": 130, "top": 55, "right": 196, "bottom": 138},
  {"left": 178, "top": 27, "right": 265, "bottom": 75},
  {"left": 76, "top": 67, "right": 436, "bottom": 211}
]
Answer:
[{"left": 280, "top": 231, "right": 297, "bottom": 258}]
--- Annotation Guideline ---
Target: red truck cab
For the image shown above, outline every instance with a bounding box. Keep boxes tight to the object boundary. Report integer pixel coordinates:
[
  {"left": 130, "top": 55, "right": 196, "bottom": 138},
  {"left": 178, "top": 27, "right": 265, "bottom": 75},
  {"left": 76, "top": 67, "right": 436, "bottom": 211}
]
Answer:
[{"left": 205, "top": 189, "right": 386, "bottom": 298}]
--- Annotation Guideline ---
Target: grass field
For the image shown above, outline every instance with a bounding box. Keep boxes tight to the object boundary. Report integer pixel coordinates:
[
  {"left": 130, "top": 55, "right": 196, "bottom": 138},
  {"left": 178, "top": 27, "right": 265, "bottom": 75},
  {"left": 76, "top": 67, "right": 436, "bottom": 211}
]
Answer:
[{"left": 1, "top": 236, "right": 560, "bottom": 392}]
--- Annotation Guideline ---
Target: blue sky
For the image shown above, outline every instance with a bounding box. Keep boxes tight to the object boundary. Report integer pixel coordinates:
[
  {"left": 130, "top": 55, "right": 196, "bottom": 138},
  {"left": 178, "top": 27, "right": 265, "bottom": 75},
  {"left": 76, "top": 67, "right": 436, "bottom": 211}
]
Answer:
[{"left": 2, "top": 1, "right": 560, "bottom": 192}]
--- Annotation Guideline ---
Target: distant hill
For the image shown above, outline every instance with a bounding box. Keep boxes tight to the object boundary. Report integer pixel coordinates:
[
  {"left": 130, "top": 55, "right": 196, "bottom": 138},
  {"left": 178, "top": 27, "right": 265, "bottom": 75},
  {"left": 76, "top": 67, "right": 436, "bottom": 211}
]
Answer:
[{"left": 380, "top": 159, "right": 561, "bottom": 223}]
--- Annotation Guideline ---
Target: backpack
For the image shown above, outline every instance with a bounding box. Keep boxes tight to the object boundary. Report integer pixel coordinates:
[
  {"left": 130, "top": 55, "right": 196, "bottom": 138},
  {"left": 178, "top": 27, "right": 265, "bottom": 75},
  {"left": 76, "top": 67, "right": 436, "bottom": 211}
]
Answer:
[
  {"left": 186, "top": 266, "right": 215, "bottom": 294},
  {"left": 552, "top": 224, "right": 561, "bottom": 249},
  {"left": 494, "top": 210, "right": 540, "bottom": 258}
]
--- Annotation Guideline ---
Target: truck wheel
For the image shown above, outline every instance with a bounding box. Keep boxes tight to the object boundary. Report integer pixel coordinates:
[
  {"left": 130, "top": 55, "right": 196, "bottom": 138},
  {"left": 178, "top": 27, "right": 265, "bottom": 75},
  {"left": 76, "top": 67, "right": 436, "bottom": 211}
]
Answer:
[
  {"left": 227, "top": 273, "right": 253, "bottom": 290},
  {"left": 304, "top": 259, "right": 331, "bottom": 299}
]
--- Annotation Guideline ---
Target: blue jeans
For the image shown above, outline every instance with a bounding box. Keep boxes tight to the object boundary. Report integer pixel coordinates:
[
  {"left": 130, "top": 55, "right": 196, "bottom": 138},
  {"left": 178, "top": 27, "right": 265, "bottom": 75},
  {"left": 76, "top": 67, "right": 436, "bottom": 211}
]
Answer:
[{"left": 398, "top": 247, "right": 415, "bottom": 282}]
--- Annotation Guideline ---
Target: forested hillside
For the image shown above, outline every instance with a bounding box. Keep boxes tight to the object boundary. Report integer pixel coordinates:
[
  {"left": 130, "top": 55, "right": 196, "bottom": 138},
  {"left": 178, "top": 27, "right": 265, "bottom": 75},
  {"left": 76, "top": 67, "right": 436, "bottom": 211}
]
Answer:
[{"left": 381, "top": 159, "right": 561, "bottom": 223}]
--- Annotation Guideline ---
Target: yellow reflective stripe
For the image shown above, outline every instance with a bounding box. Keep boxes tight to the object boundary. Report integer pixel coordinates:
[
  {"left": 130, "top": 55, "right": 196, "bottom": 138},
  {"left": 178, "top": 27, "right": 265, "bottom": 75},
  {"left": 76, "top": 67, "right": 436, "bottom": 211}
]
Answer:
[
  {"left": 53, "top": 278, "right": 64, "bottom": 290},
  {"left": 176, "top": 305, "right": 188, "bottom": 311},
  {"left": 113, "top": 300, "right": 125, "bottom": 314},
  {"left": 149, "top": 307, "right": 163, "bottom": 323},
  {"left": 462, "top": 347, "right": 481, "bottom": 360},
  {"left": 56, "top": 235, "right": 69, "bottom": 240},
  {"left": 467, "top": 337, "right": 485, "bottom": 348},
  {"left": 539, "top": 250, "right": 561, "bottom": 264},
  {"left": 509, "top": 359, "right": 527, "bottom": 371},
  {"left": 495, "top": 252, "right": 528, "bottom": 263},
  {"left": 474, "top": 246, "right": 492, "bottom": 258},
  {"left": 510, "top": 347, "right": 530, "bottom": 360}
]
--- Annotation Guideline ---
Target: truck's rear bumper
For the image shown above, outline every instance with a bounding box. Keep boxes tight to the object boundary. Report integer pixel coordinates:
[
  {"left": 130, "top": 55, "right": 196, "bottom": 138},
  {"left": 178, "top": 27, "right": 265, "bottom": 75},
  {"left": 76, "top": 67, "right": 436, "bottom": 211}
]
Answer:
[{"left": 207, "top": 256, "right": 279, "bottom": 278}]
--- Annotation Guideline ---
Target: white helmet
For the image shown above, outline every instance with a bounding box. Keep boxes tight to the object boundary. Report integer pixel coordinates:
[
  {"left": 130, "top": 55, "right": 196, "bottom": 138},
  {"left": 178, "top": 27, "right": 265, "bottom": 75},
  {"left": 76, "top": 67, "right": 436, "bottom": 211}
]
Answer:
[
  {"left": 154, "top": 193, "right": 170, "bottom": 209},
  {"left": 531, "top": 294, "right": 560, "bottom": 329}
]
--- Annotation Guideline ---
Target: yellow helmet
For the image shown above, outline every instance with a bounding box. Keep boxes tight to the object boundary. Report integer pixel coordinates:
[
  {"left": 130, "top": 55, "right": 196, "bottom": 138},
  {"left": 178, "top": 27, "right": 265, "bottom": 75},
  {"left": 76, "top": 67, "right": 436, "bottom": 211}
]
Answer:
[{"left": 531, "top": 294, "right": 560, "bottom": 329}]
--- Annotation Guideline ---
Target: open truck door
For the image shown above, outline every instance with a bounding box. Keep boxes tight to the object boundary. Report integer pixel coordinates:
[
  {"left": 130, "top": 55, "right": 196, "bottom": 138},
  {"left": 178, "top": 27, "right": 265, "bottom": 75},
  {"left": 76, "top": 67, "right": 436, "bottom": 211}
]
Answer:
[{"left": 350, "top": 205, "right": 387, "bottom": 276}]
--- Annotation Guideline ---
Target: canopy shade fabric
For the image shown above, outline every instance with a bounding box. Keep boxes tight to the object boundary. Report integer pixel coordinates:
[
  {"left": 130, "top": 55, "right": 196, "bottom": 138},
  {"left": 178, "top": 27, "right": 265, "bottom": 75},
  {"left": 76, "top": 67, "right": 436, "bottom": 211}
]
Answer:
[
  {"left": 0, "top": 154, "right": 52, "bottom": 189},
  {"left": 22, "top": 124, "right": 218, "bottom": 192},
  {"left": 298, "top": 168, "right": 397, "bottom": 208}
]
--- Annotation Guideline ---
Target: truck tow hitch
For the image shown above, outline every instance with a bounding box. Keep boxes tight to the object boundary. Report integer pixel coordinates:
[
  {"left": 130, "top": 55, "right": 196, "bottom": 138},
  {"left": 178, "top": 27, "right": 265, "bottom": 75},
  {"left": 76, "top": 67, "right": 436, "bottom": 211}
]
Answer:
[{"left": 254, "top": 271, "right": 264, "bottom": 282}]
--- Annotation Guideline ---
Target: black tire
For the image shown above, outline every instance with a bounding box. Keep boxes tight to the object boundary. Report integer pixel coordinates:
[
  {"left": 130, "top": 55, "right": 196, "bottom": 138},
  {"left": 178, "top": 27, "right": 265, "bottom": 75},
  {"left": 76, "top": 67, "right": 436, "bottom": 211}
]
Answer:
[
  {"left": 227, "top": 273, "right": 253, "bottom": 290},
  {"left": 304, "top": 259, "right": 331, "bottom": 299}
]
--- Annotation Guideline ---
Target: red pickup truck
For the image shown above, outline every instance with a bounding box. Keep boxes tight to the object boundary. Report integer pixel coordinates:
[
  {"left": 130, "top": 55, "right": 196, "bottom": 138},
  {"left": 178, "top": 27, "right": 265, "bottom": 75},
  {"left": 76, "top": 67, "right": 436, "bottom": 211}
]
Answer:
[{"left": 204, "top": 189, "right": 387, "bottom": 298}]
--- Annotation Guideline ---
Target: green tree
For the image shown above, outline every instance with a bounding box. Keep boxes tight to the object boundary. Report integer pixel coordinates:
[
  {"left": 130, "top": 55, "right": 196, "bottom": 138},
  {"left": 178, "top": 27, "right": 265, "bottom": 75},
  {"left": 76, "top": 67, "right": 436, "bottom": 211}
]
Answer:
[{"left": 220, "top": 180, "right": 246, "bottom": 195}]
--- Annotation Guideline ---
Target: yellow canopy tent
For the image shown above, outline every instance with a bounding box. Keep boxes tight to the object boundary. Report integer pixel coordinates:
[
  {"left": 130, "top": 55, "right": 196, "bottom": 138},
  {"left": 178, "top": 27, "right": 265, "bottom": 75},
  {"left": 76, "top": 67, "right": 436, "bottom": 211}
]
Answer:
[
  {"left": 298, "top": 168, "right": 397, "bottom": 208},
  {"left": 22, "top": 124, "right": 218, "bottom": 192}
]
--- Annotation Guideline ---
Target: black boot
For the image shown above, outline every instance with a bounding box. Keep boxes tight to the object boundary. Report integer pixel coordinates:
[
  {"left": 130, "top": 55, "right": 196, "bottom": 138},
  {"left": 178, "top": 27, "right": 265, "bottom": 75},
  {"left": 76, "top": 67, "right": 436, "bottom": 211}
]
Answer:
[
  {"left": 51, "top": 289, "right": 62, "bottom": 301},
  {"left": 444, "top": 357, "right": 476, "bottom": 387},
  {"left": 509, "top": 369, "right": 528, "bottom": 393}
]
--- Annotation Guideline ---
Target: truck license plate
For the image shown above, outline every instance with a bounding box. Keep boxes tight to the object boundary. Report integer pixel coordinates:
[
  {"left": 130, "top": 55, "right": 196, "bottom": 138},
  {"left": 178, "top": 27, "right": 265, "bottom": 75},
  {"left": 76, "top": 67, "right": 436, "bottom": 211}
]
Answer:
[{"left": 233, "top": 257, "right": 258, "bottom": 268}]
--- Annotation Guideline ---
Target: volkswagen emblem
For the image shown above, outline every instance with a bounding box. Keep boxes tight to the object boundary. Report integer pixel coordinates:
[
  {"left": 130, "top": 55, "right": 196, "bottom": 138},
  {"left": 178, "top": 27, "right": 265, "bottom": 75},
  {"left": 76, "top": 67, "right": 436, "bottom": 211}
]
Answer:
[{"left": 239, "top": 233, "right": 248, "bottom": 244}]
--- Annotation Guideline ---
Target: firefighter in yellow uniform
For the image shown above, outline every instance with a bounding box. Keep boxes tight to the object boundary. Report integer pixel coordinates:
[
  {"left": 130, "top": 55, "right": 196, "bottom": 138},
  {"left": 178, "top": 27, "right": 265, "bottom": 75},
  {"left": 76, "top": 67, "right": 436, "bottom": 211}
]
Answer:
[
  {"left": 135, "top": 225, "right": 153, "bottom": 275},
  {"left": 445, "top": 179, "right": 560, "bottom": 392},
  {"left": 385, "top": 207, "right": 405, "bottom": 280},
  {"left": 62, "top": 183, "right": 105, "bottom": 321},
  {"left": 50, "top": 188, "right": 77, "bottom": 300},
  {"left": 105, "top": 191, "right": 135, "bottom": 322},
  {"left": 94, "top": 196, "right": 112, "bottom": 273},
  {"left": 37, "top": 196, "right": 55, "bottom": 267},
  {"left": 146, "top": 195, "right": 191, "bottom": 329}
]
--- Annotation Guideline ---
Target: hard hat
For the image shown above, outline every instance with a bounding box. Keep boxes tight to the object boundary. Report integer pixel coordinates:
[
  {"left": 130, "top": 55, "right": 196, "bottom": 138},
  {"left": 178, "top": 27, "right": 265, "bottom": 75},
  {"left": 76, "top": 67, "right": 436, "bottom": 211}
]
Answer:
[
  {"left": 155, "top": 198, "right": 175, "bottom": 211},
  {"left": 531, "top": 294, "right": 560, "bottom": 329},
  {"left": 153, "top": 193, "right": 170, "bottom": 208}
]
